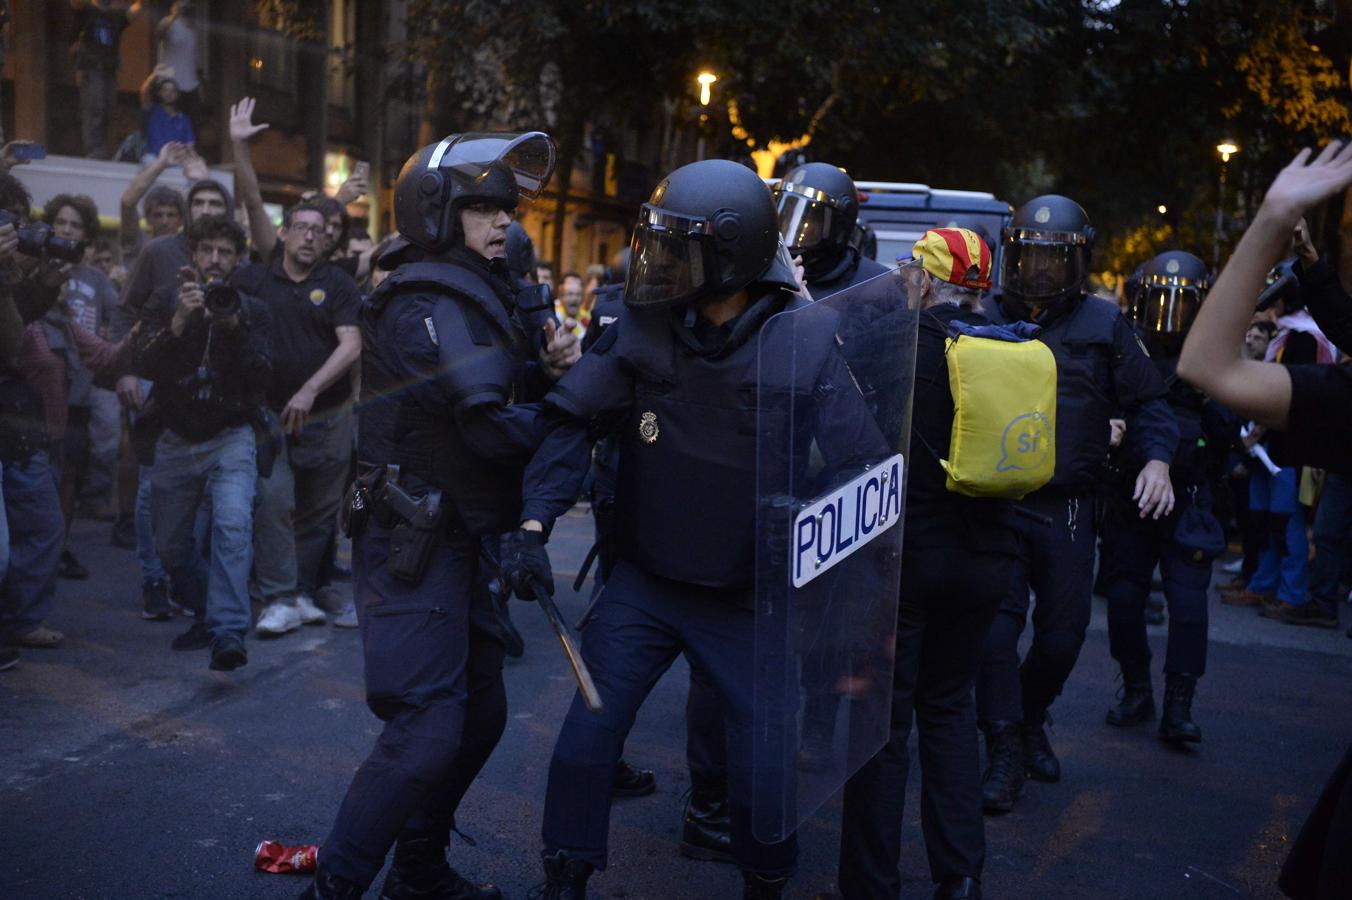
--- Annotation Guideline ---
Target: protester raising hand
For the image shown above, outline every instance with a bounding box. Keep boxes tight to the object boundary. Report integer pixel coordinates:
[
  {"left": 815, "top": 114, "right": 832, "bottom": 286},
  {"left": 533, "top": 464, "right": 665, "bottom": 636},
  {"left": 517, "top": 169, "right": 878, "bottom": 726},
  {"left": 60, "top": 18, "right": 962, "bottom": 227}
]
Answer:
[{"left": 1179, "top": 140, "right": 1352, "bottom": 439}]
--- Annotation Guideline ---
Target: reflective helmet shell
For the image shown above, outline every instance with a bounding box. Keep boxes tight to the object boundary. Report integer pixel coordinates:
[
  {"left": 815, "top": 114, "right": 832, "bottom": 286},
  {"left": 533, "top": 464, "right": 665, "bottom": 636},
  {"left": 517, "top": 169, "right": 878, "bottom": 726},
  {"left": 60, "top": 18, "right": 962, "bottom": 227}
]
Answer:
[
  {"left": 773, "top": 161, "right": 860, "bottom": 258},
  {"left": 1000, "top": 194, "right": 1095, "bottom": 311},
  {"left": 624, "top": 158, "right": 795, "bottom": 310}
]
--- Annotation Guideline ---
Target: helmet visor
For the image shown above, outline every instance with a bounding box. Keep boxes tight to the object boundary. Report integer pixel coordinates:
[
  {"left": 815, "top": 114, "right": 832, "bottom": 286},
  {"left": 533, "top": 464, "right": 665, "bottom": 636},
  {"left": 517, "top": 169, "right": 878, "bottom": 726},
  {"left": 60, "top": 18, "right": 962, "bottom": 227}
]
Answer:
[
  {"left": 1136, "top": 285, "right": 1202, "bottom": 334},
  {"left": 775, "top": 189, "right": 834, "bottom": 254},
  {"left": 624, "top": 205, "right": 715, "bottom": 309},
  {"left": 1000, "top": 237, "right": 1085, "bottom": 299},
  {"left": 433, "top": 132, "right": 557, "bottom": 200}
]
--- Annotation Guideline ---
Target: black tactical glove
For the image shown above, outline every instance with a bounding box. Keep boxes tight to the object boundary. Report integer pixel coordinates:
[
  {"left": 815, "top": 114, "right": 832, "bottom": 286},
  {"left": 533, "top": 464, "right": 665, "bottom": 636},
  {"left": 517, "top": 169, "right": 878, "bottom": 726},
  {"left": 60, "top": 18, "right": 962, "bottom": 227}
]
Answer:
[{"left": 500, "top": 528, "right": 554, "bottom": 600}]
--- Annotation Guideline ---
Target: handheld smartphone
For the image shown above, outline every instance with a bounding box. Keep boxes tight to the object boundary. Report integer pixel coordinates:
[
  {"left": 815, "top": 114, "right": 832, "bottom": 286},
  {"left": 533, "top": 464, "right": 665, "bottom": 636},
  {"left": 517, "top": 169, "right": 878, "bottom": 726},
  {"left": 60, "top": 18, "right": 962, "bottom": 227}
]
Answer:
[
  {"left": 352, "top": 160, "right": 370, "bottom": 181},
  {"left": 11, "top": 143, "right": 45, "bottom": 162}
]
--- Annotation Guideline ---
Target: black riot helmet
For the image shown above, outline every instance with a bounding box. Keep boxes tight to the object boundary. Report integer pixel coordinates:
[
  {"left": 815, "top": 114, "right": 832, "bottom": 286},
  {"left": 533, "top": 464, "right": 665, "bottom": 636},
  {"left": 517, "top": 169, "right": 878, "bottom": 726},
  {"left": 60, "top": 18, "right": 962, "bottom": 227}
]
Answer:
[
  {"left": 1131, "top": 250, "right": 1210, "bottom": 335},
  {"left": 1000, "top": 194, "right": 1095, "bottom": 312},
  {"left": 625, "top": 159, "right": 797, "bottom": 310},
  {"left": 392, "top": 132, "right": 556, "bottom": 254},
  {"left": 773, "top": 162, "right": 860, "bottom": 261}
]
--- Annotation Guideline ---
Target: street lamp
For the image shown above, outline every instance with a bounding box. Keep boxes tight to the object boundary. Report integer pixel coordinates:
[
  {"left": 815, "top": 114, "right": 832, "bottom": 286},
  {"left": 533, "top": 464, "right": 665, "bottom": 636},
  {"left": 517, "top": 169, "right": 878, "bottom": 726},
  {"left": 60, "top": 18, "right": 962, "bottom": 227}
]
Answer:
[
  {"left": 1157, "top": 204, "right": 1168, "bottom": 215},
  {"left": 697, "top": 71, "right": 718, "bottom": 106},
  {"left": 1213, "top": 140, "right": 1239, "bottom": 268}
]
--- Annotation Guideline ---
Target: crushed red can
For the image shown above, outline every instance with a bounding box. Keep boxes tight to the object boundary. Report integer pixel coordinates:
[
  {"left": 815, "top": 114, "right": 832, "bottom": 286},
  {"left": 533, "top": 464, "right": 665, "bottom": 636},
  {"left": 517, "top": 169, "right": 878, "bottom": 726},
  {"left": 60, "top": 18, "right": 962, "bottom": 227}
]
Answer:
[{"left": 255, "top": 840, "right": 318, "bottom": 874}]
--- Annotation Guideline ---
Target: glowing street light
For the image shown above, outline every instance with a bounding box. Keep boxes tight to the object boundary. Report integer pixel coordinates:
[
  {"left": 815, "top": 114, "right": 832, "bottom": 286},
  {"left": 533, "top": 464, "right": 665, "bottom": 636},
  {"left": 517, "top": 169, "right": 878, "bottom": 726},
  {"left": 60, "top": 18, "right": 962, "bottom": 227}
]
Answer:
[
  {"left": 1213, "top": 140, "right": 1240, "bottom": 266},
  {"left": 1157, "top": 204, "right": 1168, "bottom": 215},
  {"left": 697, "top": 71, "right": 718, "bottom": 106}
]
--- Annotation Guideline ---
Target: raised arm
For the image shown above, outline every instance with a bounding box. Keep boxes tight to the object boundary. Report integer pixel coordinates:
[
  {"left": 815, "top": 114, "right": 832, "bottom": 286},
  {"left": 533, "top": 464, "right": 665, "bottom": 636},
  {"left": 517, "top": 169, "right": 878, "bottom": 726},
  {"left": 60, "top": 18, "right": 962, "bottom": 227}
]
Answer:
[
  {"left": 120, "top": 142, "right": 185, "bottom": 251},
  {"left": 227, "top": 97, "right": 276, "bottom": 260},
  {"left": 1178, "top": 142, "right": 1352, "bottom": 428}
]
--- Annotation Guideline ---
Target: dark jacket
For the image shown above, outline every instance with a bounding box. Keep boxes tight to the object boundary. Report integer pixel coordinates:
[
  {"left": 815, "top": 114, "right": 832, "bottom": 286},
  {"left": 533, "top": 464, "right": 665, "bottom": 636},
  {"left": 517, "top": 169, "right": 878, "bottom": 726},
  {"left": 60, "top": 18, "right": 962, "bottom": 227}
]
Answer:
[{"left": 133, "top": 286, "right": 273, "bottom": 443}]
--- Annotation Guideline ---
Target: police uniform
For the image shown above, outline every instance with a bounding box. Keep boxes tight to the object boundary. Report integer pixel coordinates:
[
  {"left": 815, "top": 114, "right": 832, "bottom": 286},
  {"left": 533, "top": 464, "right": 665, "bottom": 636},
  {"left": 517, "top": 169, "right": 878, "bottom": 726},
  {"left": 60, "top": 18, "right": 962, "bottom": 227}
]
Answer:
[
  {"left": 975, "top": 291, "right": 1176, "bottom": 762},
  {"left": 521, "top": 291, "right": 883, "bottom": 884},
  {"left": 1102, "top": 356, "right": 1211, "bottom": 683},
  {"left": 511, "top": 157, "right": 889, "bottom": 900},
  {"left": 1100, "top": 249, "right": 1218, "bottom": 742},
  {"left": 302, "top": 132, "right": 558, "bottom": 900},
  {"left": 582, "top": 279, "right": 732, "bottom": 860}
]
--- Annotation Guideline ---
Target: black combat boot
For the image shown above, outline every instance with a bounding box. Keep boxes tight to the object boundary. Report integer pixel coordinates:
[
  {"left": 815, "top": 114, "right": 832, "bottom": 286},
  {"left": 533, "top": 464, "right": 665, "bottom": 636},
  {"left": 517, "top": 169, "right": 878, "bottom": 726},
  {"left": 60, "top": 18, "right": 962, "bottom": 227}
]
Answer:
[
  {"left": 1158, "top": 673, "right": 1202, "bottom": 744},
  {"left": 1105, "top": 662, "right": 1155, "bottom": 727},
  {"left": 378, "top": 836, "right": 501, "bottom": 899},
  {"left": 298, "top": 866, "right": 364, "bottom": 900},
  {"left": 612, "top": 759, "right": 657, "bottom": 797},
  {"left": 1020, "top": 713, "right": 1061, "bottom": 783},
  {"left": 742, "top": 872, "right": 788, "bottom": 899},
  {"left": 934, "top": 876, "right": 982, "bottom": 899},
  {"left": 534, "top": 850, "right": 592, "bottom": 900},
  {"left": 980, "top": 722, "right": 1025, "bottom": 814},
  {"left": 679, "top": 784, "right": 735, "bottom": 863}
]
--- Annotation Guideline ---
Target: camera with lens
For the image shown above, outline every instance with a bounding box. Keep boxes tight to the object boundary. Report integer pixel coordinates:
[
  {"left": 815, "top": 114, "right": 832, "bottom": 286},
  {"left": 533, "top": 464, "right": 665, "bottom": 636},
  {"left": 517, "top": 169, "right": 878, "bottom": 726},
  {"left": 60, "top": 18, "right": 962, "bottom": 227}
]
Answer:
[
  {"left": 203, "top": 278, "right": 241, "bottom": 317},
  {"left": 0, "top": 209, "right": 86, "bottom": 264}
]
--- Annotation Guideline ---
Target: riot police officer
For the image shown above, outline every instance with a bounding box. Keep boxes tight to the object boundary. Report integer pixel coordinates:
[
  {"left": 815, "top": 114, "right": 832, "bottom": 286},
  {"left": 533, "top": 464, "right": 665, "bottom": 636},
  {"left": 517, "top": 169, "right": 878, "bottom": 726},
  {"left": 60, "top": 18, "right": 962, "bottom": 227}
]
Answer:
[
  {"left": 579, "top": 244, "right": 734, "bottom": 863},
  {"left": 974, "top": 195, "right": 1178, "bottom": 813},
  {"left": 773, "top": 162, "right": 889, "bottom": 298},
  {"left": 299, "top": 132, "right": 579, "bottom": 900},
  {"left": 1102, "top": 250, "right": 1218, "bottom": 743},
  {"left": 500, "top": 159, "right": 885, "bottom": 899}
]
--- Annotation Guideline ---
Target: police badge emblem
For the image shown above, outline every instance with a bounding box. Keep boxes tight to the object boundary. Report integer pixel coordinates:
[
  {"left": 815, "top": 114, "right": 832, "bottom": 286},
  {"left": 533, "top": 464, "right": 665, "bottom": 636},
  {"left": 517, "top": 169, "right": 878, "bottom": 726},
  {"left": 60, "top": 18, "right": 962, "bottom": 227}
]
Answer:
[
  {"left": 1034, "top": 206, "right": 1051, "bottom": 224},
  {"left": 638, "top": 411, "right": 659, "bottom": 444}
]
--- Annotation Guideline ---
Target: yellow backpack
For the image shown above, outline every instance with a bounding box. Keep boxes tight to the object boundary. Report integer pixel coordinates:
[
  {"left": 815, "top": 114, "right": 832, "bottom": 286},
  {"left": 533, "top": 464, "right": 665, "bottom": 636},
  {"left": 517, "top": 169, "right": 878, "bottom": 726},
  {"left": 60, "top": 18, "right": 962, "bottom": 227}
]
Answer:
[{"left": 939, "top": 321, "right": 1057, "bottom": 499}]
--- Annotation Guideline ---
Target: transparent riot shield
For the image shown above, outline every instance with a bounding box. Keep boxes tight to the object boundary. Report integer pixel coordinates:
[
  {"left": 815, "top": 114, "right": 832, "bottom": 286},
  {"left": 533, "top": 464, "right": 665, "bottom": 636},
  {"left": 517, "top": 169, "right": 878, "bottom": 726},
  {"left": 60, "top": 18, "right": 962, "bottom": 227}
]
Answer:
[{"left": 753, "top": 268, "right": 921, "bottom": 843}]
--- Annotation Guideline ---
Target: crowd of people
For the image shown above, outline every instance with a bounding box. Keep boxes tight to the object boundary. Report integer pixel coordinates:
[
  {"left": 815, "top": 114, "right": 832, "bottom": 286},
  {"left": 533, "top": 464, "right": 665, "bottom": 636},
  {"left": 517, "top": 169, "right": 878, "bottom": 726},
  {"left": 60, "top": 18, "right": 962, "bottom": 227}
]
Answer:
[{"left": 4, "top": 9, "right": 1352, "bottom": 897}]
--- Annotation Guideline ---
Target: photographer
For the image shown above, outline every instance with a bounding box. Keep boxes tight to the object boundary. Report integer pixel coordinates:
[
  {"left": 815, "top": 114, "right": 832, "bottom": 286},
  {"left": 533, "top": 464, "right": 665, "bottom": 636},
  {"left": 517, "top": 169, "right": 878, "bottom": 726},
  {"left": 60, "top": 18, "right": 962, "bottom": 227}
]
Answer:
[
  {"left": 133, "top": 215, "right": 271, "bottom": 671},
  {"left": 0, "top": 173, "right": 84, "bottom": 664}
]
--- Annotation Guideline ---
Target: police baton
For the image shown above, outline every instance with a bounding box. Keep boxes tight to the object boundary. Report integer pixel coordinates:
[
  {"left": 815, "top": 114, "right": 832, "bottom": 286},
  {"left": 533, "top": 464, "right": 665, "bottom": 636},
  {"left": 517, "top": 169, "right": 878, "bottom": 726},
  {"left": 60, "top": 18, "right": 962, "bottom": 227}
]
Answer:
[{"left": 530, "top": 580, "right": 605, "bottom": 715}]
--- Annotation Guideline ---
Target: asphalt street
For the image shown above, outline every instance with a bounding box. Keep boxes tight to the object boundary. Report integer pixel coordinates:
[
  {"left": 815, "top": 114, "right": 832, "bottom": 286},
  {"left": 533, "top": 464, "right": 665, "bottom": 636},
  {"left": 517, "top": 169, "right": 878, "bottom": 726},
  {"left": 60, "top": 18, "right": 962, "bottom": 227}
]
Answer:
[{"left": 3, "top": 506, "right": 1351, "bottom": 900}]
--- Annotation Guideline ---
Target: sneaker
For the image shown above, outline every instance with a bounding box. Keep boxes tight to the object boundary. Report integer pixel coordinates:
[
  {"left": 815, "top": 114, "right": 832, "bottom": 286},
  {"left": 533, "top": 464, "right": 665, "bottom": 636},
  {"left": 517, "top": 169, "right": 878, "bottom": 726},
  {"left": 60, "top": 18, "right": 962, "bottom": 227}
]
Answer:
[
  {"left": 170, "top": 621, "right": 211, "bottom": 651},
  {"left": 293, "top": 594, "right": 328, "bottom": 626},
  {"left": 141, "top": 580, "right": 173, "bottom": 621},
  {"left": 109, "top": 516, "right": 137, "bottom": 549},
  {"left": 1258, "top": 597, "right": 1290, "bottom": 619},
  {"left": 255, "top": 600, "right": 304, "bottom": 636},
  {"left": 1219, "top": 558, "right": 1244, "bottom": 575},
  {"left": 208, "top": 635, "right": 248, "bottom": 671},
  {"left": 167, "top": 591, "right": 199, "bottom": 618},
  {"left": 334, "top": 602, "right": 359, "bottom": 629},
  {"left": 1221, "top": 589, "right": 1271, "bottom": 608},
  {"left": 1279, "top": 603, "right": 1339, "bottom": 629},
  {"left": 0, "top": 647, "right": 19, "bottom": 671},
  {"left": 58, "top": 550, "right": 89, "bottom": 580},
  {"left": 8, "top": 624, "right": 64, "bottom": 649}
]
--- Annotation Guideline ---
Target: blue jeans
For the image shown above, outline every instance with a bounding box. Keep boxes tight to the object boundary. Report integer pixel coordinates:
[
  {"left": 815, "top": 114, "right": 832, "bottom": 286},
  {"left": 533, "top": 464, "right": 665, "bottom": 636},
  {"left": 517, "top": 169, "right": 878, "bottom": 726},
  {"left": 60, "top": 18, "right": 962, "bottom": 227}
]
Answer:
[
  {"left": 1249, "top": 466, "right": 1309, "bottom": 605},
  {"left": 0, "top": 452, "right": 64, "bottom": 641},
  {"left": 135, "top": 468, "right": 167, "bottom": 585},
  {"left": 150, "top": 427, "right": 256, "bottom": 642},
  {"left": 1310, "top": 473, "right": 1352, "bottom": 611}
]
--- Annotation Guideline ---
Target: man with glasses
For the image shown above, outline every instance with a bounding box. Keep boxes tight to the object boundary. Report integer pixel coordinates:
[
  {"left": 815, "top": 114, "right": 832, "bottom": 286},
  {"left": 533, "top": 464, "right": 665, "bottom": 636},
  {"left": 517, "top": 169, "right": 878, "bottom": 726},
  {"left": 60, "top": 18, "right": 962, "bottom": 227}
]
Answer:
[{"left": 232, "top": 201, "right": 362, "bottom": 636}]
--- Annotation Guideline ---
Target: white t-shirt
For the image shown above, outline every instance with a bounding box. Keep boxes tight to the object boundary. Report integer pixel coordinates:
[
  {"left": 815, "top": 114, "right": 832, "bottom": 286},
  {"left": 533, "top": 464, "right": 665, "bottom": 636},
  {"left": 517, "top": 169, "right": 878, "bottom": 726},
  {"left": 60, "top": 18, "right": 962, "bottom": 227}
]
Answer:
[{"left": 158, "top": 18, "right": 199, "bottom": 92}]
